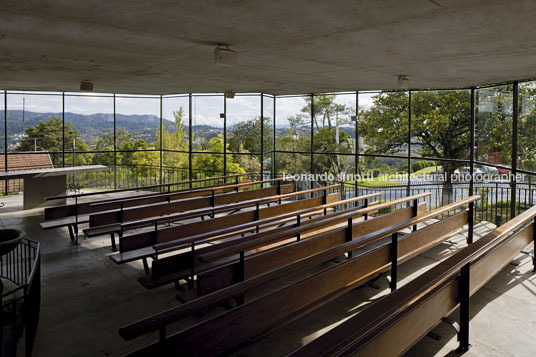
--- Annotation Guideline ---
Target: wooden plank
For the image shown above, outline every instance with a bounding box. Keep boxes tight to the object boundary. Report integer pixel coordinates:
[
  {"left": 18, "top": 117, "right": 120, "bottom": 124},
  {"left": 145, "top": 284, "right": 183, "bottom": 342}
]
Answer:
[
  {"left": 113, "top": 193, "right": 379, "bottom": 267},
  {"left": 470, "top": 224, "right": 533, "bottom": 294},
  {"left": 89, "top": 184, "right": 292, "bottom": 227},
  {"left": 40, "top": 215, "right": 90, "bottom": 229},
  {"left": 43, "top": 174, "right": 255, "bottom": 219},
  {"left": 118, "top": 191, "right": 334, "bottom": 253},
  {"left": 196, "top": 203, "right": 425, "bottom": 295},
  {"left": 397, "top": 210, "right": 468, "bottom": 262}
]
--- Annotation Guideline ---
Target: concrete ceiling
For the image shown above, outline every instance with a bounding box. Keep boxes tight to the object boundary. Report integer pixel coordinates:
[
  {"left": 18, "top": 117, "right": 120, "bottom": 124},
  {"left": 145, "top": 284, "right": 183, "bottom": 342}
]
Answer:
[{"left": 1, "top": 0, "right": 536, "bottom": 95}]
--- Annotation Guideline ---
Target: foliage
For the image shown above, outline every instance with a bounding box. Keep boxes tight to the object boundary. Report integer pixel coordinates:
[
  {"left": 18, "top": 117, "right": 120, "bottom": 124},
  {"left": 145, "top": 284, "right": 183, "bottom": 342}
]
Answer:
[
  {"left": 15, "top": 117, "right": 92, "bottom": 166},
  {"left": 411, "top": 160, "right": 436, "bottom": 173},
  {"left": 191, "top": 135, "right": 245, "bottom": 178}
]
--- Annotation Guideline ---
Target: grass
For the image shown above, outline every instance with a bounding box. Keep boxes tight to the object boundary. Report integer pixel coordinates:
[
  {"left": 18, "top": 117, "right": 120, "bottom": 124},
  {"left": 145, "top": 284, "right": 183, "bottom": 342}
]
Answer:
[
  {"left": 348, "top": 177, "right": 404, "bottom": 188},
  {"left": 412, "top": 165, "right": 442, "bottom": 175}
]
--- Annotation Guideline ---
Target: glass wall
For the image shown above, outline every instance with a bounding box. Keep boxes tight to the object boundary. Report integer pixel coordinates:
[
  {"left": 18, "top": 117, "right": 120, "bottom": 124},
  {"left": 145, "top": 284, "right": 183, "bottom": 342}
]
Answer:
[{"left": 1, "top": 81, "right": 535, "bottom": 225}]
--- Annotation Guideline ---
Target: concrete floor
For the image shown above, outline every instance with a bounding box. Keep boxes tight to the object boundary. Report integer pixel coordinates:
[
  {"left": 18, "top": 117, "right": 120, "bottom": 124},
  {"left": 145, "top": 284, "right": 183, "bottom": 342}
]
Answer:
[{"left": 0, "top": 192, "right": 535, "bottom": 356}]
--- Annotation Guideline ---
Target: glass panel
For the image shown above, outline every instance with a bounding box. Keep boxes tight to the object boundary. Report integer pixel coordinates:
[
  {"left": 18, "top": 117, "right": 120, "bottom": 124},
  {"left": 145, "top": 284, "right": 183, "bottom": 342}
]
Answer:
[
  {"left": 312, "top": 153, "right": 355, "bottom": 178},
  {"left": 518, "top": 81, "right": 536, "bottom": 172},
  {"left": 64, "top": 93, "right": 113, "bottom": 167},
  {"left": 312, "top": 93, "right": 356, "bottom": 155},
  {"left": 70, "top": 152, "right": 115, "bottom": 191},
  {"left": 275, "top": 152, "right": 311, "bottom": 176},
  {"left": 162, "top": 151, "right": 189, "bottom": 184},
  {"left": 115, "top": 95, "right": 160, "bottom": 151},
  {"left": 191, "top": 95, "right": 224, "bottom": 152},
  {"left": 473, "top": 168, "right": 512, "bottom": 226},
  {"left": 0, "top": 91, "right": 4, "bottom": 154},
  {"left": 354, "top": 156, "right": 408, "bottom": 213},
  {"left": 162, "top": 95, "right": 189, "bottom": 169},
  {"left": 231, "top": 152, "right": 261, "bottom": 175},
  {"left": 114, "top": 151, "right": 161, "bottom": 189},
  {"left": 275, "top": 95, "right": 311, "bottom": 152},
  {"left": 411, "top": 89, "right": 471, "bottom": 161},
  {"left": 262, "top": 95, "right": 275, "bottom": 153},
  {"left": 227, "top": 95, "right": 261, "bottom": 154},
  {"left": 359, "top": 91, "right": 409, "bottom": 156},
  {"left": 263, "top": 153, "right": 273, "bottom": 180},
  {"left": 191, "top": 153, "right": 242, "bottom": 179},
  {"left": 476, "top": 85, "right": 513, "bottom": 168},
  {"left": 7, "top": 92, "right": 63, "bottom": 166}
]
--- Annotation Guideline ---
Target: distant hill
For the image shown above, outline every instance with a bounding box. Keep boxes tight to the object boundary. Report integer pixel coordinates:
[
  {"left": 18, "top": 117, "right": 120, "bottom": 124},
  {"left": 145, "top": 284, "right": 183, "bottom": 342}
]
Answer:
[{"left": 1, "top": 110, "right": 224, "bottom": 147}]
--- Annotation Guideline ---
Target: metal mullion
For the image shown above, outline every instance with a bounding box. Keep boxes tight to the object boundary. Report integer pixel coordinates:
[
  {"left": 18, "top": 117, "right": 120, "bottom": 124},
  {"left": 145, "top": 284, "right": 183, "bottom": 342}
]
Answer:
[{"left": 511, "top": 81, "right": 519, "bottom": 219}]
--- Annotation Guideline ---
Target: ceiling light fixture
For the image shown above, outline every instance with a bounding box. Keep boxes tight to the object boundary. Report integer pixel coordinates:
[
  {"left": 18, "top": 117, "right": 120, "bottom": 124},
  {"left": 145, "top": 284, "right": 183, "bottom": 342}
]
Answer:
[
  {"left": 80, "top": 80, "right": 94, "bottom": 91},
  {"left": 397, "top": 75, "right": 410, "bottom": 90},
  {"left": 215, "top": 44, "right": 238, "bottom": 66}
]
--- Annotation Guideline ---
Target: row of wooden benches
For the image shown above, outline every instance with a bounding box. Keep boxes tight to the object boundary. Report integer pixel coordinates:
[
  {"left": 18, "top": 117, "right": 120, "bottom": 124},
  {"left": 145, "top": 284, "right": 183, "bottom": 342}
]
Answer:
[
  {"left": 117, "top": 194, "right": 535, "bottom": 356},
  {"left": 109, "top": 186, "right": 476, "bottom": 354},
  {"left": 43, "top": 173, "right": 534, "bottom": 355},
  {"left": 41, "top": 174, "right": 304, "bottom": 249}
]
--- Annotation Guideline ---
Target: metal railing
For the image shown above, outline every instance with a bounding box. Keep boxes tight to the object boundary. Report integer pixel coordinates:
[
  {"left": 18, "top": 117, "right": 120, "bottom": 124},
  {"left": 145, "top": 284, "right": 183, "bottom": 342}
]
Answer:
[{"left": 0, "top": 238, "right": 41, "bottom": 357}]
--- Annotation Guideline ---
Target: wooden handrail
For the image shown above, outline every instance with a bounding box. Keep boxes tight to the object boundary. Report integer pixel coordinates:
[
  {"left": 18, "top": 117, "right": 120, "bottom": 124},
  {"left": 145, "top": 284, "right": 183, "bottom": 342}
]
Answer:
[
  {"left": 89, "top": 177, "right": 282, "bottom": 207},
  {"left": 119, "top": 184, "right": 340, "bottom": 231},
  {"left": 291, "top": 199, "right": 535, "bottom": 357},
  {"left": 45, "top": 172, "right": 254, "bottom": 200},
  {"left": 153, "top": 192, "right": 382, "bottom": 254},
  {"left": 120, "top": 194, "right": 475, "bottom": 342}
]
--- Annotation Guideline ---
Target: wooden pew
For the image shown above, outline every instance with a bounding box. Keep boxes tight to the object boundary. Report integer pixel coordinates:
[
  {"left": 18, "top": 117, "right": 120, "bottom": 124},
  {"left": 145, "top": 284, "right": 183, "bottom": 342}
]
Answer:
[
  {"left": 118, "top": 196, "right": 480, "bottom": 356},
  {"left": 194, "top": 196, "right": 428, "bottom": 296},
  {"left": 87, "top": 181, "right": 293, "bottom": 229},
  {"left": 82, "top": 179, "right": 292, "bottom": 239},
  {"left": 136, "top": 193, "right": 382, "bottom": 289},
  {"left": 290, "top": 204, "right": 536, "bottom": 357},
  {"left": 40, "top": 173, "right": 256, "bottom": 242},
  {"left": 97, "top": 182, "right": 338, "bottom": 239},
  {"left": 110, "top": 185, "right": 344, "bottom": 269},
  {"left": 145, "top": 193, "right": 429, "bottom": 295},
  {"left": 80, "top": 181, "right": 295, "bottom": 251}
]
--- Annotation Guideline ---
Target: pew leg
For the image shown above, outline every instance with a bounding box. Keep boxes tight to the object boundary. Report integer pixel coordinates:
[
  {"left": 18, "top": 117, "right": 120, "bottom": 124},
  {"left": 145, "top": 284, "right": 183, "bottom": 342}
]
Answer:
[
  {"left": 142, "top": 258, "right": 150, "bottom": 275},
  {"left": 67, "top": 225, "right": 75, "bottom": 242},
  {"left": 184, "top": 277, "right": 194, "bottom": 290},
  {"left": 236, "top": 296, "right": 244, "bottom": 306},
  {"left": 456, "top": 264, "right": 471, "bottom": 353},
  {"left": 110, "top": 233, "right": 118, "bottom": 252}
]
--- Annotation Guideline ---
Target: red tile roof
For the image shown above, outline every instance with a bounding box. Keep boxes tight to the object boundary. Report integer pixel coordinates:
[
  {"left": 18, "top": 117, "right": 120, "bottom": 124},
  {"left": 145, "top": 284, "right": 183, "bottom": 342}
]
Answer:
[{"left": 0, "top": 152, "right": 53, "bottom": 172}]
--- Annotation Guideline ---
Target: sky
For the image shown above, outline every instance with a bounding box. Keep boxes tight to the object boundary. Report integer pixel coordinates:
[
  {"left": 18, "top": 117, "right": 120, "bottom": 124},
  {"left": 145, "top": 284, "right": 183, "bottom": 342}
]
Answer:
[{"left": 1, "top": 91, "right": 376, "bottom": 128}]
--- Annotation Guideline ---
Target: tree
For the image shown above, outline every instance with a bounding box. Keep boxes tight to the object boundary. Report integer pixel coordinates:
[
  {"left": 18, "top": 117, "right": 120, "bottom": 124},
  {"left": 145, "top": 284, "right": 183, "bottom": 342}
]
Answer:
[
  {"left": 227, "top": 116, "right": 273, "bottom": 154},
  {"left": 16, "top": 116, "right": 92, "bottom": 166},
  {"left": 519, "top": 84, "right": 536, "bottom": 172},
  {"left": 192, "top": 135, "right": 244, "bottom": 177},
  {"left": 159, "top": 108, "right": 189, "bottom": 169},
  {"left": 360, "top": 91, "right": 471, "bottom": 204}
]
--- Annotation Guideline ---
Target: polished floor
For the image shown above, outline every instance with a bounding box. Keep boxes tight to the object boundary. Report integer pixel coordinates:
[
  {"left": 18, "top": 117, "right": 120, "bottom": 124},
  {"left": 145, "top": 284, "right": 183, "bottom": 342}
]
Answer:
[{"left": 0, "top": 192, "right": 535, "bottom": 356}]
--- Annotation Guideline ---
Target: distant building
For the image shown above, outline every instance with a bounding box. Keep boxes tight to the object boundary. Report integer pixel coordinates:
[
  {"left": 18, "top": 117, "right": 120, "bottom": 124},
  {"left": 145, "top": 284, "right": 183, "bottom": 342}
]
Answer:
[{"left": 0, "top": 152, "right": 53, "bottom": 192}]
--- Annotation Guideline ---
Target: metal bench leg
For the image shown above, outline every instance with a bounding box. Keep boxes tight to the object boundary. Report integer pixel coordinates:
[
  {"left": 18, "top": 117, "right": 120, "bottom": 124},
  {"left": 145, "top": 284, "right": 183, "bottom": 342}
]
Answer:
[
  {"left": 110, "top": 233, "right": 117, "bottom": 252},
  {"left": 67, "top": 225, "right": 75, "bottom": 242},
  {"left": 142, "top": 258, "right": 150, "bottom": 275}
]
